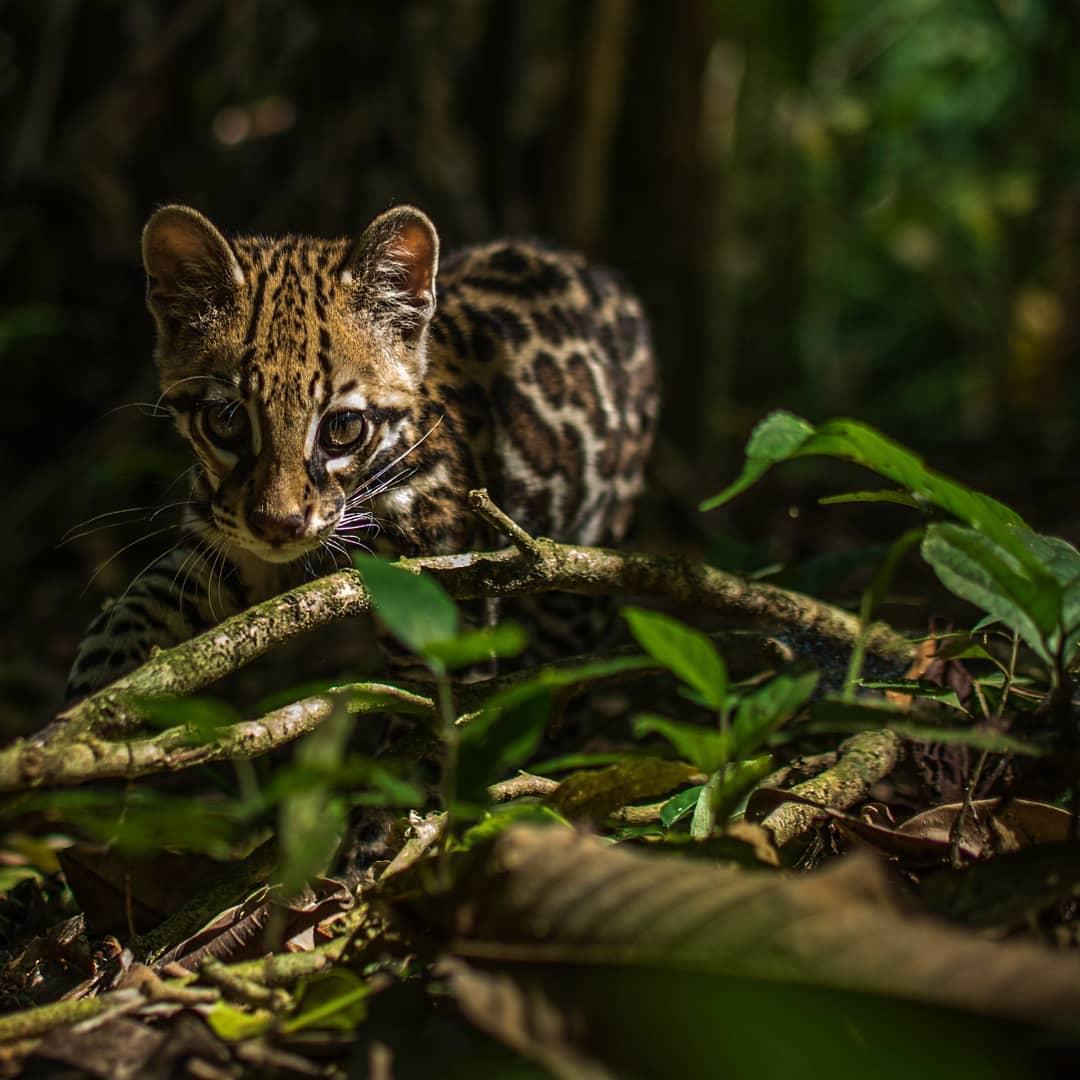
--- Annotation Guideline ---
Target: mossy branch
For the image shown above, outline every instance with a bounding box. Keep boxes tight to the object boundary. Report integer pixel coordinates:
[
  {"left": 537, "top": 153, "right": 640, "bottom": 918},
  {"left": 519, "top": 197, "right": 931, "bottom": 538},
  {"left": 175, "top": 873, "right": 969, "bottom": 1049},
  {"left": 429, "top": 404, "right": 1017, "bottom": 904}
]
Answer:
[{"left": 0, "top": 490, "right": 913, "bottom": 792}]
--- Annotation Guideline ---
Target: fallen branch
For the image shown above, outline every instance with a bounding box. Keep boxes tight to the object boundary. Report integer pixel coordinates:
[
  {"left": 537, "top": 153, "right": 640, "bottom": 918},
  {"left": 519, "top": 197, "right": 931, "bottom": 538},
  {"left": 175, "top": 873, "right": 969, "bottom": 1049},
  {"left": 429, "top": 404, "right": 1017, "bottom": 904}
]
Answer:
[
  {"left": 754, "top": 729, "right": 903, "bottom": 847},
  {"left": 3, "top": 490, "right": 912, "bottom": 793}
]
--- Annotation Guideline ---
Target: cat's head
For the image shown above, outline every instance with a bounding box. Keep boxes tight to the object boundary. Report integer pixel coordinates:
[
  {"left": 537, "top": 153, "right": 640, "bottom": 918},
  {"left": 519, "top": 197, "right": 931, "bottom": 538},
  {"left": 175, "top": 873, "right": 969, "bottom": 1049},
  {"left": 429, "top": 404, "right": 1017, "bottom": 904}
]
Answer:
[{"left": 142, "top": 204, "right": 439, "bottom": 563}]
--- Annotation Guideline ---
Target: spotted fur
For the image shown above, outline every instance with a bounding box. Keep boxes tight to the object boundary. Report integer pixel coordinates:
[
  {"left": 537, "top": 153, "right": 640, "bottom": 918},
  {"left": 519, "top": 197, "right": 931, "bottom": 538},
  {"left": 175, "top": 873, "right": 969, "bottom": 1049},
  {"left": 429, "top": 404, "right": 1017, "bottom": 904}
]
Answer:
[{"left": 67, "top": 205, "right": 658, "bottom": 698}]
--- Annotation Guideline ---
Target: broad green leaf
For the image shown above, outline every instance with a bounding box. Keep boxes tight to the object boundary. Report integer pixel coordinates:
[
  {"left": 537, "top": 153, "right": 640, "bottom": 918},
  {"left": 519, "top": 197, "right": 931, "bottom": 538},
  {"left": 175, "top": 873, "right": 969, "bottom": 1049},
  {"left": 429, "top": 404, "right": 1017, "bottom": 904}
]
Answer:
[
  {"left": 207, "top": 1003, "right": 274, "bottom": 1040},
  {"left": 623, "top": 607, "right": 728, "bottom": 709},
  {"left": 354, "top": 554, "right": 459, "bottom": 662},
  {"left": 690, "top": 756, "right": 773, "bottom": 839},
  {"left": 633, "top": 714, "right": 731, "bottom": 773},
  {"left": 660, "top": 784, "right": 704, "bottom": 827},
  {"left": 699, "top": 411, "right": 815, "bottom": 509},
  {"left": 700, "top": 413, "right": 1054, "bottom": 590},
  {"left": 921, "top": 524, "right": 1059, "bottom": 662},
  {"left": 1016, "top": 531, "right": 1080, "bottom": 663},
  {"left": 731, "top": 669, "right": 819, "bottom": 754},
  {"left": 424, "top": 622, "right": 527, "bottom": 670},
  {"left": 281, "top": 969, "right": 371, "bottom": 1033}
]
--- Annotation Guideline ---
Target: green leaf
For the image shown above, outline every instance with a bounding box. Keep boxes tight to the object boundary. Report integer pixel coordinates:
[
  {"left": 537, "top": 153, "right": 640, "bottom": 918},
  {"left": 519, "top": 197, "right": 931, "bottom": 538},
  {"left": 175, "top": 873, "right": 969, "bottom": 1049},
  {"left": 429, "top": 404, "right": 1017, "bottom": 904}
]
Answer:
[
  {"left": 281, "top": 969, "right": 371, "bottom": 1034},
  {"left": 731, "top": 669, "right": 819, "bottom": 755},
  {"left": 700, "top": 411, "right": 815, "bottom": 510},
  {"left": 622, "top": 607, "right": 728, "bottom": 709},
  {"left": 859, "top": 679, "right": 965, "bottom": 711},
  {"left": 701, "top": 413, "right": 1049, "bottom": 585},
  {"left": 424, "top": 622, "right": 527, "bottom": 670},
  {"left": 921, "top": 524, "right": 1059, "bottom": 662},
  {"left": 279, "top": 700, "right": 354, "bottom": 893},
  {"left": 819, "top": 489, "right": 925, "bottom": 509},
  {"left": 690, "top": 757, "right": 774, "bottom": 839},
  {"left": 660, "top": 784, "right": 704, "bottom": 827},
  {"left": 354, "top": 554, "right": 458, "bottom": 662},
  {"left": 207, "top": 1002, "right": 274, "bottom": 1041},
  {"left": 457, "top": 692, "right": 552, "bottom": 809},
  {"left": 633, "top": 714, "right": 731, "bottom": 773}
]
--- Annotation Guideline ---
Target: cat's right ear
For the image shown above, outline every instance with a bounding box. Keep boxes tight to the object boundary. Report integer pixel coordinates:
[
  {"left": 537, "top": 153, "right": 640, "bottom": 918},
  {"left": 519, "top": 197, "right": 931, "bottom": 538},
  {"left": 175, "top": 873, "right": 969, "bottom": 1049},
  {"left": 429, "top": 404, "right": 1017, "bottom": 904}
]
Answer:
[{"left": 142, "top": 205, "right": 244, "bottom": 333}]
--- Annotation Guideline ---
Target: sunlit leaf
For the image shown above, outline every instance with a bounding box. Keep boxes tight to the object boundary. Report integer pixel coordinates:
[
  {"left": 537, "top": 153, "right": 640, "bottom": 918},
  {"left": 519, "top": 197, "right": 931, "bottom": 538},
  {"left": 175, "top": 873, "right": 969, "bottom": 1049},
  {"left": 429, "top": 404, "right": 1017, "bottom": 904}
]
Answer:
[
  {"left": 424, "top": 622, "right": 527, "bottom": 670},
  {"left": 623, "top": 607, "right": 728, "bottom": 709},
  {"left": 354, "top": 554, "right": 459, "bottom": 663},
  {"left": 660, "top": 784, "right": 704, "bottom": 827},
  {"left": 207, "top": 1002, "right": 274, "bottom": 1041},
  {"left": 690, "top": 757, "right": 773, "bottom": 839},
  {"left": 731, "top": 669, "right": 818, "bottom": 754},
  {"left": 633, "top": 714, "right": 731, "bottom": 773},
  {"left": 921, "top": 524, "right": 1059, "bottom": 661},
  {"left": 281, "top": 969, "right": 371, "bottom": 1033}
]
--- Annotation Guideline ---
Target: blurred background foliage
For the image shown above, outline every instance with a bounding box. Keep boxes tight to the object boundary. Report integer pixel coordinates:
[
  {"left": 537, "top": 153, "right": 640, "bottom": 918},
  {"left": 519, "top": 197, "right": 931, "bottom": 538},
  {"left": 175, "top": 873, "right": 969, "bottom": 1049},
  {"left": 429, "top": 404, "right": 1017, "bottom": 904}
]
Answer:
[{"left": 3, "top": 0, "right": 1080, "bottom": 722}]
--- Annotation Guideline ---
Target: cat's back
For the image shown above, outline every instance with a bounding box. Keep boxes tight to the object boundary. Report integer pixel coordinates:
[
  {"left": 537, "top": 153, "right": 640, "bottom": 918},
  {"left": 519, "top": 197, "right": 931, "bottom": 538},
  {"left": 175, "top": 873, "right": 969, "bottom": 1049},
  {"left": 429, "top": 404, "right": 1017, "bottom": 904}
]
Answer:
[{"left": 425, "top": 239, "right": 658, "bottom": 546}]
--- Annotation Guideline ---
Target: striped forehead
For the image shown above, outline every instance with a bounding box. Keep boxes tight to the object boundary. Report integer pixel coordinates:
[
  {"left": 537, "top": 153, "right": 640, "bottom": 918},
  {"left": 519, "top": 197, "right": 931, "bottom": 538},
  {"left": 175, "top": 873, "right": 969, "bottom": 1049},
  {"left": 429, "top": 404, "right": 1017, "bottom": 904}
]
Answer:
[{"left": 229, "top": 234, "right": 353, "bottom": 410}]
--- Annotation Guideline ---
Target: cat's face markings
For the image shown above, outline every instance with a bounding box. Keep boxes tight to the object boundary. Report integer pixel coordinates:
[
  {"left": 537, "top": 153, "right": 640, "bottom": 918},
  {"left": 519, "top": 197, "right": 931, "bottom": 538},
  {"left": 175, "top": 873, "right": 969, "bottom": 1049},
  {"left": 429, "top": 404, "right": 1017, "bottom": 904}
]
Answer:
[{"left": 145, "top": 204, "right": 439, "bottom": 564}]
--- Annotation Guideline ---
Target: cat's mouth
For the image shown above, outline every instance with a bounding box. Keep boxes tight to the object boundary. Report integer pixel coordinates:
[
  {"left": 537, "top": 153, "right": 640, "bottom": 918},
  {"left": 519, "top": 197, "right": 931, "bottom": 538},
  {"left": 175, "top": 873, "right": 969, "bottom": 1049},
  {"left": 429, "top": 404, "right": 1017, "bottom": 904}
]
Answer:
[{"left": 210, "top": 521, "right": 334, "bottom": 565}]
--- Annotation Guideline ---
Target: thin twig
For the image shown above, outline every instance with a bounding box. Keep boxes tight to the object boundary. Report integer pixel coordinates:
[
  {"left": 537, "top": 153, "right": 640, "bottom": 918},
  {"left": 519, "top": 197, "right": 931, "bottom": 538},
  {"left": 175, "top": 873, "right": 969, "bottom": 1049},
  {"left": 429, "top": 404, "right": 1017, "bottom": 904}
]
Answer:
[{"left": 468, "top": 488, "right": 545, "bottom": 560}]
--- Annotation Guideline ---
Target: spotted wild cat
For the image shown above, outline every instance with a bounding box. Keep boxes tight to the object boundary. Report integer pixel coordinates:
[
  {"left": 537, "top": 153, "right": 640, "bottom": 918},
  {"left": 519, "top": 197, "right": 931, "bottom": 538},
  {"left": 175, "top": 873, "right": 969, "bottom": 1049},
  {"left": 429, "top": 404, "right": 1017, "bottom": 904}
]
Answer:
[{"left": 67, "top": 204, "right": 658, "bottom": 699}]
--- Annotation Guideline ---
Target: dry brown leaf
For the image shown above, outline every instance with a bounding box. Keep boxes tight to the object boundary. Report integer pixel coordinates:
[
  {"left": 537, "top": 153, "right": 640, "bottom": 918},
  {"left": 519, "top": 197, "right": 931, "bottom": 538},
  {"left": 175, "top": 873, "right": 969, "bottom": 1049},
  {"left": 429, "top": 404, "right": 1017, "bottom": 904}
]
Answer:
[
  {"left": 445, "top": 825, "right": 1080, "bottom": 1032},
  {"left": 154, "top": 877, "right": 353, "bottom": 970},
  {"left": 546, "top": 758, "right": 699, "bottom": 822},
  {"left": 897, "top": 798, "right": 1073, "bottom": 856}
]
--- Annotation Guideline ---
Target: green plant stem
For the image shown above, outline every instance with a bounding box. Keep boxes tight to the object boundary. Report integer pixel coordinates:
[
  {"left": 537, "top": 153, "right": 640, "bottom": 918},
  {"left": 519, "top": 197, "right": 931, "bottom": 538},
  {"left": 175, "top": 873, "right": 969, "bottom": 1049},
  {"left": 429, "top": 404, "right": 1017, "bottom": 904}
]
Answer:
[{"left": 436, "top": 672, "right": 459, "bottom": 886}]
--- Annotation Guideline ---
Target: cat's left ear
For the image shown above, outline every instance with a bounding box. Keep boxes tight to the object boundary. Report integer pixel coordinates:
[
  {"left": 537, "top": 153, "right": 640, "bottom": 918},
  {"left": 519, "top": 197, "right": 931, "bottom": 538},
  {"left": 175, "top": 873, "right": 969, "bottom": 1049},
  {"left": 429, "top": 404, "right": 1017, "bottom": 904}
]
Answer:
[
  {"left": 343, "top": 206, "right": 439, "bottom": 339},
  {"left": 142, "top": 205, "right": 244, "bottom": 337}
]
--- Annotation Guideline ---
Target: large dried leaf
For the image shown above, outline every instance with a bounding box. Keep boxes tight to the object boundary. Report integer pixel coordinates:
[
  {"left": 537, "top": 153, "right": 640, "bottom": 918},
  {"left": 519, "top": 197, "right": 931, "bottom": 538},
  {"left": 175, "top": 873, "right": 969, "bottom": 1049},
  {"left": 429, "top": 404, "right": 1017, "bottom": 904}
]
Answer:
[
  {"left": 897, "top": 798, "right": 1073, "bottom": 856},
  {"left": 545, "top": 758, "right": 698, "bottom": 822},
  {"left": 445, "top": 825, "right": 1080, "bottom": 1033}
]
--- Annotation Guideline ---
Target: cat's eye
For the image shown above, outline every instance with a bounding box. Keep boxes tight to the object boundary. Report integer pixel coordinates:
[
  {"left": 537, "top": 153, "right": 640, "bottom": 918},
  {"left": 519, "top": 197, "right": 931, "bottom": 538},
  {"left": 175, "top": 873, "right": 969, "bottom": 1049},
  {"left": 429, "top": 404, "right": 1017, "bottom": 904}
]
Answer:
[
  {"left": 320, "top": 410, "right": 367, "bottom": 454},
  {"left": 201, "top": 401, "right": 249, "bottom": 448}
]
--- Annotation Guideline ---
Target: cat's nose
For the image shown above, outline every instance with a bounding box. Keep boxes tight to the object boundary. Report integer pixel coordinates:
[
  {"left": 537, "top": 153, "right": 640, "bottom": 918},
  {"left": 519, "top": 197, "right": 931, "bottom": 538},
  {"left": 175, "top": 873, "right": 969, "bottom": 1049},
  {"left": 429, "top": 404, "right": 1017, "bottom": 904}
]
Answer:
[{"left": 248, "top": 507, "right": 310, "bottom": 545}]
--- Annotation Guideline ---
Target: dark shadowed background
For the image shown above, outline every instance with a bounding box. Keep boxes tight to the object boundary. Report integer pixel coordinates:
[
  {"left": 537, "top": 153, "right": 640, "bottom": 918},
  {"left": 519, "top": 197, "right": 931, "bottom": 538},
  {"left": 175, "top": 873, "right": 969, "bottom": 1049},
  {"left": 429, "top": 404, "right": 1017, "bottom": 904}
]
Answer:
[{"left": 4, "top": 0, "right": 1080, "bottom": 727}]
